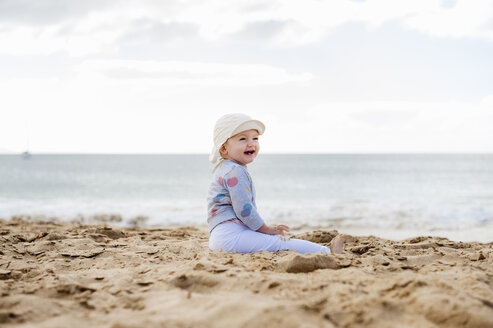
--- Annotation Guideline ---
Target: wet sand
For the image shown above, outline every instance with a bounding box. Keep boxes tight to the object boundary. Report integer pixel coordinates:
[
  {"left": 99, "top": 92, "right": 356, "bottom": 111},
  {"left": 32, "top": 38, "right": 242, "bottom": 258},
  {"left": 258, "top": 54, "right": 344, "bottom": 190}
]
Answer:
[{"left": 1, "top": 218, "right": 492, "bottom": 328}]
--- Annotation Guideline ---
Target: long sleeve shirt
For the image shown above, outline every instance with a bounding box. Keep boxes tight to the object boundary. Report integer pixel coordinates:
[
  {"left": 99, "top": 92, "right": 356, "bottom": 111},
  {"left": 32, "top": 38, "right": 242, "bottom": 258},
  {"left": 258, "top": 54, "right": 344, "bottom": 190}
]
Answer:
[{"left": 207, "top": 159, "right": 264, "bottom": 232}]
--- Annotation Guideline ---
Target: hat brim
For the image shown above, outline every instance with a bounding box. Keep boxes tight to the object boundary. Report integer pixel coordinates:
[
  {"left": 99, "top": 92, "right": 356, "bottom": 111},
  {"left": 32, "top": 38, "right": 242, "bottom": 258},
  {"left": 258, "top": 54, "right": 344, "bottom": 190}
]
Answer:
[{"left": 232, "top": 120, "right": 265, "bottom": 136}]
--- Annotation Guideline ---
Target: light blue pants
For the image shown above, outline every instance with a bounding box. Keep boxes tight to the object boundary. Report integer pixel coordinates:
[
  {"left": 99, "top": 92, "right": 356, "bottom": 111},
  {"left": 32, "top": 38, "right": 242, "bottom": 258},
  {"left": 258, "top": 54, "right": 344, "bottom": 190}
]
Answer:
[{"left": 209, "top": 221, "right": 330, "bottom": 254}]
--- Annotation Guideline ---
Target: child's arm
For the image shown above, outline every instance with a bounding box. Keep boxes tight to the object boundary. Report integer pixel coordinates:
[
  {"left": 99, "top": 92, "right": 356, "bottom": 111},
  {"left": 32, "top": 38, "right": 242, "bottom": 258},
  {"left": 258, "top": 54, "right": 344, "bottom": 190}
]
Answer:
[
  {"left": 224, "top": 166, "right": 291, "bottom": 235},
  {"left": 224, "top": 167, "right": 265, "bottom": 231},
  {"left": 256, "top": 223, "right": 290, "bottom": 236}
]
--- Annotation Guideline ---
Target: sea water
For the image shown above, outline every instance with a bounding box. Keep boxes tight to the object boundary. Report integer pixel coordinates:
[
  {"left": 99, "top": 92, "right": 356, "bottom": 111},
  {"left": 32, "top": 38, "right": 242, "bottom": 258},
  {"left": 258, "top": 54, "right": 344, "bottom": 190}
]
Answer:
[{"left": 1, "top": 154, "right": 492, "bottom": 242}]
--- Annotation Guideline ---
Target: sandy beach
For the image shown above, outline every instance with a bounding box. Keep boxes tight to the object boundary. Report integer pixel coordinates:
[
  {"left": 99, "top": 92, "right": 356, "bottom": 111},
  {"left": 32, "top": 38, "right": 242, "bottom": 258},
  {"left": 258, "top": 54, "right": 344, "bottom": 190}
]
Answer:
[{"left": 0, "top": 218, "right": 492, "bottom": 328}]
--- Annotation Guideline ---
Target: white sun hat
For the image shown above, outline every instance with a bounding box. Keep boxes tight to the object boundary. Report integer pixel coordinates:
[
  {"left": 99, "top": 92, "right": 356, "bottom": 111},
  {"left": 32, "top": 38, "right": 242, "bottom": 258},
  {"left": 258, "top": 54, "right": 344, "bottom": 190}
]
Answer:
[{"left": 209, "top": 113, "right": 265, "bottom": 164}]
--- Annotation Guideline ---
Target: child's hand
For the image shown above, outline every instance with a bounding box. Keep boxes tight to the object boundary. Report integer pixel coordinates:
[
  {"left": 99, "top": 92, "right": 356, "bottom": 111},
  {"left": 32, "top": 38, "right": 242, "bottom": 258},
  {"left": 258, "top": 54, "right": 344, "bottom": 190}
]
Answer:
[
  {"left": 256, "top": 223, "right": 290, "bottom": 236},
  {"left": 273, "top": 224, "right": 290, "bottom": 236}
]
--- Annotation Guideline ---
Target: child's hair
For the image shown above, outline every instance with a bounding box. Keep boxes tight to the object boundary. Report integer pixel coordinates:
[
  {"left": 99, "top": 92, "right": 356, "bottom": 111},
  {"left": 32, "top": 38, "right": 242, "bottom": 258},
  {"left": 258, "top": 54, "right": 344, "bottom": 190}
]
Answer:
[{"left": 210, "top": 113, "right": 265, "bottom": 164}]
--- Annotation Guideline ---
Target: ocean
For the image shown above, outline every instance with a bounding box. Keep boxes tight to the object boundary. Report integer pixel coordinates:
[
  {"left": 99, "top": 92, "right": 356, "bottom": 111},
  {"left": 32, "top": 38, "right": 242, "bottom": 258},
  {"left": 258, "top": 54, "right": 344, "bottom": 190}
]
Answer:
[{"left": 1, "top": 154, "right": 492, "bottom": 242}]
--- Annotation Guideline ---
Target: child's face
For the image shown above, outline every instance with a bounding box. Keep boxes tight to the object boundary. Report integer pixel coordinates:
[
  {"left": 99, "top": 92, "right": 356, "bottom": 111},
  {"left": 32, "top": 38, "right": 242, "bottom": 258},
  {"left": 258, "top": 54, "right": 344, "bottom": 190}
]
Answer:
[{"left": 220, "top": 129, "right": 260, "bottom": 166}]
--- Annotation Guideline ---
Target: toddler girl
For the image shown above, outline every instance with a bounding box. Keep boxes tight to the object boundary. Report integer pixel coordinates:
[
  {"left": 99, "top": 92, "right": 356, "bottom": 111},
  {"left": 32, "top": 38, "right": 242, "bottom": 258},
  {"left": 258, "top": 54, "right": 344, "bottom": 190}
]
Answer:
[{"left": 207, "top": 113, "right": 344, "bottom": 254}]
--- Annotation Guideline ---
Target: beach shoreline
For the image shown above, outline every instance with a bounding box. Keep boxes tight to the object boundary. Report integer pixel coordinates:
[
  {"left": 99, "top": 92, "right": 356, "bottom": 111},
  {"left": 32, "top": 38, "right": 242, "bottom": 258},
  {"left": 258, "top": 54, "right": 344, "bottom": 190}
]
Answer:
[{"left": 1, "top": 218, "right": 492, "bottom": 327}]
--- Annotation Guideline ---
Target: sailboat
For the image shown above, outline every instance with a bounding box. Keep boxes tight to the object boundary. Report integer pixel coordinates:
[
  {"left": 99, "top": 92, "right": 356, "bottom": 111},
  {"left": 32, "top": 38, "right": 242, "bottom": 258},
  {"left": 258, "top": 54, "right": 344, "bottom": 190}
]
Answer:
[
  {"left": 21, "top": 120, "right": 32, "bottom": 159},
  {"left": 21, "top": 151, "right": 31, "bottom": 159}
]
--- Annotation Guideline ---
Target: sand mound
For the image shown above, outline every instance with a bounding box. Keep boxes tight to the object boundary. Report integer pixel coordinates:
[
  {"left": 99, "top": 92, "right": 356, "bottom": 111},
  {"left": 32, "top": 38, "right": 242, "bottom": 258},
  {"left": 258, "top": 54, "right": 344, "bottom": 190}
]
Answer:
[{"left": 280, "top": 253, "right": 340, "bottom": 273}]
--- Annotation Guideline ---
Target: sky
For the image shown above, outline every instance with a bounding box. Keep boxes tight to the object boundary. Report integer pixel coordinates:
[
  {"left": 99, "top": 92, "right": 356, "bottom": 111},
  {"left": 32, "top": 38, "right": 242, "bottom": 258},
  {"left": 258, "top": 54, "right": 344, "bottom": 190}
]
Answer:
[{"left": 1, "top": 0, "right": 493, "bottom": 154}]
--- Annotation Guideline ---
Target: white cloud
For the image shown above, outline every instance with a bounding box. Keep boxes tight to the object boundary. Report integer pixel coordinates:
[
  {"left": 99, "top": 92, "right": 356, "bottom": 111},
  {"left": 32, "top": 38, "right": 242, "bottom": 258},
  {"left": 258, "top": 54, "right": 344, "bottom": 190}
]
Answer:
[
  {"left": 480, "top": 94, "right": 493, "bottom": 107},
  {"left": 73, "top": 59, "right": 312, "bottom": 87},
  {"left": 1, "top": 76, "right": 492, "bottom": 153},
  {"left": 0, "top": 2, "right": 181, "bottom": 56},
  {"left": 403, "top": 0, "right": 493, "bottom": 40},
  {"left": 1, "top": 0, "right": 493, "bottom": 56},
  {"left": 1, "top": 1, "right": 491, "bottom": 154},
  {"left": 266, "top": 99, "right": 493, "bottom": 153},
  {"left": 0, "top": 65, "right": 310, "bottom": 153}
]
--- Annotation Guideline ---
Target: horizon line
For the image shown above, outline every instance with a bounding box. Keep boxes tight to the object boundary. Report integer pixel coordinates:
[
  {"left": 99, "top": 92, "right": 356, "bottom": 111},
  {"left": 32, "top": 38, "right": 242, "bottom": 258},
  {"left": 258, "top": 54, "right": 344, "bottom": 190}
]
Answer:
[{"left": 1, "top": 152, "right": 493, "bottom": 155}]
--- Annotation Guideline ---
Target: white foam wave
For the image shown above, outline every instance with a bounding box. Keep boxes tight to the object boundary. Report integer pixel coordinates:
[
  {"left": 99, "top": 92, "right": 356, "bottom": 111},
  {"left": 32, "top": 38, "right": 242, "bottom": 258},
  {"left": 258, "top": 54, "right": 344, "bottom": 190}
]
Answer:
[{"left": 1, "top": 198, "right": 492, "bottom": 241}]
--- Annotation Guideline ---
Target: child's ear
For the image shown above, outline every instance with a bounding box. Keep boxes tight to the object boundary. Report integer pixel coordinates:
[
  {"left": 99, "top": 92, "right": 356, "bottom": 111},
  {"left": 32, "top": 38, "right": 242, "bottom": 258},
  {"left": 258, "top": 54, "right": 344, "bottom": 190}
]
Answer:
[{"left": 219, "top": 145, "right": 227, "bottom": 156}]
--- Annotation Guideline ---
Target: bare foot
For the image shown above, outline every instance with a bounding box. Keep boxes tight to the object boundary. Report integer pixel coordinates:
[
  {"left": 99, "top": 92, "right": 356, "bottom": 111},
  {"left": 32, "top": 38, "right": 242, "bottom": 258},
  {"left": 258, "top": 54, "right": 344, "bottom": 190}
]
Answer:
[{"left": 330, "top": 234, "right": 345, "bottom": 254}]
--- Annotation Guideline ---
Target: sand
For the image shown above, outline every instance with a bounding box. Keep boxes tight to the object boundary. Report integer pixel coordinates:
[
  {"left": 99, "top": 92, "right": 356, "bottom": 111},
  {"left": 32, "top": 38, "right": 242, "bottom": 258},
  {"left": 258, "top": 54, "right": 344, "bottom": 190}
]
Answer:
[{"left": 0, "top": 218, "right": 492, "bottom": 328}]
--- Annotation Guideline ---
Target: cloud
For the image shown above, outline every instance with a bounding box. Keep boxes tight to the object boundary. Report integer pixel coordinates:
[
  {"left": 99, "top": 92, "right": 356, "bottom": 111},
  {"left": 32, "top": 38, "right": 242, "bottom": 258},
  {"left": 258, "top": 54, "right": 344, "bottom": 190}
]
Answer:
[
  {"left": 0, "top": 0, "right": 117, "bottom": 25},
  {"left": 480, "top": 94, "right": 493, "bottom": 107},
  {"left": 0, "top": 1, "right": 186, "bottom": 56},
  {"left": 118, "top": 19, "right": 198, "bottom": 44},
  {"left": 73, "top": 59, "right": 313, "bottom": 87},
  {"left": 1, "top": 75, "right": 492, "bottom": 153},
  {"left": 1, "top": 0, "right": 493, "bottom": 56},
  {"left": 349, "top": 109, "right": 419, "bottom": 128},
  {"left": 232, "top": 20, "right": 294, "bottom": 40},
  {"left": 402, "top": 0, "right": 493, "bottom": 40},
  {"left": 271, "top": 99, "right": 493, "bottom": 153}
]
